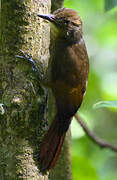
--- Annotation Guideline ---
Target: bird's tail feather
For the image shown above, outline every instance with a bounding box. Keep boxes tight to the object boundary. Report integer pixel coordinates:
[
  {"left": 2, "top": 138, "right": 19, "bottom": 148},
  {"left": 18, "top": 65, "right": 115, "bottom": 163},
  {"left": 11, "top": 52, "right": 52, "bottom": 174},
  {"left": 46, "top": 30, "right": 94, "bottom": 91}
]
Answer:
[{"left": 39, "top": 114, "right": 71, "bottom": 172}]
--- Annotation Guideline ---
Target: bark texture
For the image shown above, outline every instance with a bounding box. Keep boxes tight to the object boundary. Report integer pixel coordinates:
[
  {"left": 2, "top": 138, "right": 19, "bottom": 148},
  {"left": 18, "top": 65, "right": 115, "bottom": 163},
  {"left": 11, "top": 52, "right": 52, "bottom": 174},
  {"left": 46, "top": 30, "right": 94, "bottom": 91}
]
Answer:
[{"left": 0, "top": 0, "right": 50, "bottom": 179}]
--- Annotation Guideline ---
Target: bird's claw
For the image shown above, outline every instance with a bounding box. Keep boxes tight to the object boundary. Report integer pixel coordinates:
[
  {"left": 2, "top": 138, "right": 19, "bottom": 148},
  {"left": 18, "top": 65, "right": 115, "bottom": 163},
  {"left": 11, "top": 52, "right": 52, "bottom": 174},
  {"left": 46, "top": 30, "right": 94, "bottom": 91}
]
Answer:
[
  {"left": 16, "top": 49, "right": 35, "bottom": 64},
  {"left": 16, "top": 50, "right": 44, "bottom": 80}
]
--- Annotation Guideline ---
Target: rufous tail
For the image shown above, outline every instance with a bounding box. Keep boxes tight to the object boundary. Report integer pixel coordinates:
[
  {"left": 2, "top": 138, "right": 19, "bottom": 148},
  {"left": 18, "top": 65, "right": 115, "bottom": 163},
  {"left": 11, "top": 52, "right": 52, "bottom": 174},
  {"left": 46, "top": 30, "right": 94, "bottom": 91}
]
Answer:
[{"left": 39, "top": 114, "right": 71, "bottom": 172}]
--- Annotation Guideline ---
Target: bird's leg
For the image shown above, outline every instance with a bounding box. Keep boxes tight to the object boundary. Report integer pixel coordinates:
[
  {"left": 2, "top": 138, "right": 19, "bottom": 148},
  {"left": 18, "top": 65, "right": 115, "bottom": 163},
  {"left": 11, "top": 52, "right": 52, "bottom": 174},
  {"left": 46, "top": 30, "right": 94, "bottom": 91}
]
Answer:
[
  {"left": 16, "top": 50, "right": 45, "bottom": 82},
  {"left": 16, "top": 50, "right": 52, "bottom": 88}
]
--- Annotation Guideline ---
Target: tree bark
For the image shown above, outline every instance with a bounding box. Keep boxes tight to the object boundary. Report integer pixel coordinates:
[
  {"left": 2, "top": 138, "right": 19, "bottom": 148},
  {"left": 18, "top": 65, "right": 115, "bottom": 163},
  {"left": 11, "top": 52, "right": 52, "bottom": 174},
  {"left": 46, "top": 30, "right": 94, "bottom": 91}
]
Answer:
[
  {"left": 0, "top": 0, "right": 50, "bottom": 179},
  {"left": 0, "top": 0, "right": 73, "bottom": 179}
]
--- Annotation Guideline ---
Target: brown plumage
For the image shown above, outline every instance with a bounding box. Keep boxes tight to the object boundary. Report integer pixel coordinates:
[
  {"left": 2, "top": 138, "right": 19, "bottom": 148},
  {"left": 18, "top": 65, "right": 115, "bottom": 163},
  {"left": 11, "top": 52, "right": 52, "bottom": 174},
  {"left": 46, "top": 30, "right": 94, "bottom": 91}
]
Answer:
[{"left": 38, "top": 8, "right": 89, "bottom": 172}]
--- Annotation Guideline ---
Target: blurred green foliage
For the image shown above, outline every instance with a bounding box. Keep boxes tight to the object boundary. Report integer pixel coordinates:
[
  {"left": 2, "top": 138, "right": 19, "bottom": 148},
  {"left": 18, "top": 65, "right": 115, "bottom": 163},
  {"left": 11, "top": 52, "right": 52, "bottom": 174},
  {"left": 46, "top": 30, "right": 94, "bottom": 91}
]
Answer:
[
  {"left": 105, "top": 0, "right": 117, "bottom": 11},
  {"left": 64, "top": 0, "right": 117, "bottom": 179}
]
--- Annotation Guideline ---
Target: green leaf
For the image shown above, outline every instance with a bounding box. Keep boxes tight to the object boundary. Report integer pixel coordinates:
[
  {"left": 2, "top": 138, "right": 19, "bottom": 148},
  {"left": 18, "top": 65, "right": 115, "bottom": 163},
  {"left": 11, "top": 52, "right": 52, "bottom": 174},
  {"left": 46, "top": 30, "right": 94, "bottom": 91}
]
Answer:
[
  {"left": 93, "top": 101, "right": 117, "bottom": 109},
  {"left": 105, "top": 0, "right": 117, "bottom": 11}
]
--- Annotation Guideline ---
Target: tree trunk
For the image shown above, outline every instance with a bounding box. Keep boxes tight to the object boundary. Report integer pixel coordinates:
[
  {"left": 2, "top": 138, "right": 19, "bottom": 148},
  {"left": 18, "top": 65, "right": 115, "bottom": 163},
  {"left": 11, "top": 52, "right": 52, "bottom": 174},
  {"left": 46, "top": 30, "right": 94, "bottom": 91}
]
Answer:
[
  {"left": 0, "top": 0, "right": 50, "bottom": 179},
  {"left": 0, "top": 0, "right": 73, "bottom": 179}
]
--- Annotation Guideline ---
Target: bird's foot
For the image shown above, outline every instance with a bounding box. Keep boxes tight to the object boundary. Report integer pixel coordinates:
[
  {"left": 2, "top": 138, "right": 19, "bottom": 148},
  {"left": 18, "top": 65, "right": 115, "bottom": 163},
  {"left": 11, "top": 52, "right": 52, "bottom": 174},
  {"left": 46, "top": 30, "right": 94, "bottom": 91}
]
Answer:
[{"left": 16, "top": 50, "right": 44, "bottom": 81}]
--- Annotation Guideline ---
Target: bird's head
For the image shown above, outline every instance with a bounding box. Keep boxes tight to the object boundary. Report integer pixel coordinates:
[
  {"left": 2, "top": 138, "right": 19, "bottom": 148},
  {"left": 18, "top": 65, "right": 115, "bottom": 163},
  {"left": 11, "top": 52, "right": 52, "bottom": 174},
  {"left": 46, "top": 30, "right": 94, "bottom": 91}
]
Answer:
[{"left": 38, "top": 8, "right": 82, "bottom": 42}]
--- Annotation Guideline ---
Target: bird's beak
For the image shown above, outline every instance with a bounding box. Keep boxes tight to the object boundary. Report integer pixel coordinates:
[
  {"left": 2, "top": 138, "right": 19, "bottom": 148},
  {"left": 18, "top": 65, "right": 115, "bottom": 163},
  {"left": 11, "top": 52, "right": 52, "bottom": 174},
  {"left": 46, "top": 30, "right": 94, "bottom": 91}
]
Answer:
[{"left": 37, "top": 14, "right": 55, "bottom": 23}]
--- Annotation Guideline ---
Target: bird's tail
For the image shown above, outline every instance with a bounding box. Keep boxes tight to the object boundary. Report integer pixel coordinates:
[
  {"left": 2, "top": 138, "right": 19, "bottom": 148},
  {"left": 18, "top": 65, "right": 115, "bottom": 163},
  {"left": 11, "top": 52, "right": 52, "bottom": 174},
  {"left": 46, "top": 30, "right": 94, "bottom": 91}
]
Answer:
[{"left": 39, "top": 114, "right": 71, "bottom": 172}]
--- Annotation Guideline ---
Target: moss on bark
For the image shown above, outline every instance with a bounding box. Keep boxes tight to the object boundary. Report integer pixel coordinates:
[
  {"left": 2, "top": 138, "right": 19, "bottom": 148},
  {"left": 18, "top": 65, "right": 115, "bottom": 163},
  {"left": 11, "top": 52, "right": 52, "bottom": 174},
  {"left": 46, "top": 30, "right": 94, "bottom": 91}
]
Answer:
[{"left": 0, "top": 0, "right": 51, "bottom": 179}]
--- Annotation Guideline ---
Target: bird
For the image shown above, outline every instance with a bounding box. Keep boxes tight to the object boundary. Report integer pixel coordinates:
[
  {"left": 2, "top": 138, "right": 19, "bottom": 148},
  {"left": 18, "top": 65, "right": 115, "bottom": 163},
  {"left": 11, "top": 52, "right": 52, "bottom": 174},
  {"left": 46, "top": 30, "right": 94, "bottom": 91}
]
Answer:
[{"left": 37, "top": 7, "right": 89, "bottom": 172}]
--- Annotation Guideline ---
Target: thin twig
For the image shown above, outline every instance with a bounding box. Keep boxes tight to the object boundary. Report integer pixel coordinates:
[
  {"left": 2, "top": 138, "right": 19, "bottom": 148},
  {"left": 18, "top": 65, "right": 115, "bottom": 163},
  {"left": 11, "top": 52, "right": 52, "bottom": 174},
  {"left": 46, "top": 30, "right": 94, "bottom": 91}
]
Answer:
[{"left": 74, "top": 114, "right": 117, "bottom": 152}]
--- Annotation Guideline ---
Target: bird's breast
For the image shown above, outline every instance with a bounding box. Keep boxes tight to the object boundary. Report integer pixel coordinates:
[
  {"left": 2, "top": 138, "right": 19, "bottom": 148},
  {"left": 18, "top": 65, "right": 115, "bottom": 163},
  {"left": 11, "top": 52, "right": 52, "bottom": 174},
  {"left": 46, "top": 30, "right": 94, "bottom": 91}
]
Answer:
[{"left": 51, "top": 38, "right": 89, "bottom": 88}]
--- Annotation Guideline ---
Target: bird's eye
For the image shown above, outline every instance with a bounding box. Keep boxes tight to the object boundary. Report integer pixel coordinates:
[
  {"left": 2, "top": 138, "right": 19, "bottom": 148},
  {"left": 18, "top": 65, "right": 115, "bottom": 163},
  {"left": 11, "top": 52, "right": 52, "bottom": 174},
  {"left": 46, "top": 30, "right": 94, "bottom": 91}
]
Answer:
[{"left": 64, "top": 20, "right": 70, "bottom": 25}]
